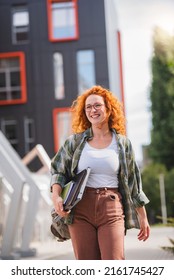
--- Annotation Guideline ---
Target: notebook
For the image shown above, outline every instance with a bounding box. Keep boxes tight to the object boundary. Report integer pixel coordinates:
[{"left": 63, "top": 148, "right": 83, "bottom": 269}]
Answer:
[{"left": 61, "top": 167, "right": 91, "bottom": 211}]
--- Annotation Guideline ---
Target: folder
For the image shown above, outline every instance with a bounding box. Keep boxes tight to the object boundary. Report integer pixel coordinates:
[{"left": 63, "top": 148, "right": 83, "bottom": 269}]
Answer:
[{"left": 61, "top": 167, "right": 91, "bottom": 211}]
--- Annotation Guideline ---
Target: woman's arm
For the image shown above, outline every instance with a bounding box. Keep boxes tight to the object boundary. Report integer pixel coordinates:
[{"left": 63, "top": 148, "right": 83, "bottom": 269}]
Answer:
[
  {"left": 135, "top": 206, "right": 150, "bottom": 241},
  {"left": 126, "top": 138, "right": 150, "bottom": 240},
  {"left": 52, "top": 184, "right": 70, "bottom": 217}
]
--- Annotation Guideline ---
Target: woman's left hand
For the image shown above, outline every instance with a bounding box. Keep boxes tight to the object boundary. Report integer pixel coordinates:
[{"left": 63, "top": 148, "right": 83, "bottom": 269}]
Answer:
[
  {"left": 137, "top": 218, "right": 150, "bottom": 241},
  {"left": 136, "top": 206, "right": 150, "bottom": 241}
]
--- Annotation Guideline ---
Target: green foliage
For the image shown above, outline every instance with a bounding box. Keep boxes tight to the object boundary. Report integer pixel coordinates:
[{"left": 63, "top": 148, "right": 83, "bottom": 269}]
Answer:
[
  {"left": 159, "top": 217, "right": 174, "bottom": 255},
  {"left": 142, "top": 163, "right": 165, "bottom": 224},
  {"left": 141, "top": 163, "right": 174, "bottom": 224},
  {"left": 149, "top": 28, "right": 174, "bottom": 170},
  {"left": 164, "top": 170, "right": 174, "bottom": 217}
]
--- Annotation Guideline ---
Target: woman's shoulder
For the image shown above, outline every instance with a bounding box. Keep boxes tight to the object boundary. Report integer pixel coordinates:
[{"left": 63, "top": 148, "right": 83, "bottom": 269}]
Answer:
[
  {"left": 113, "top": 130, "right": 133, "bottom": 150},
  {"left": 67, "top": 130, "right": 86, "bottom": 142},
  {"left": 113, "top": 129, "right": 130, "bottom": 143},
  {"left": 67, "top": 128, "right": 91, "bottom": 142},
  {"left": 63, "top": 130, "right": 88, "bottom": 152}
]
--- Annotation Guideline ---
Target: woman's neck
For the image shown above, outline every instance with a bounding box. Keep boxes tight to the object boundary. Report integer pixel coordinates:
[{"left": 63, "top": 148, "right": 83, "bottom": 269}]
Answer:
[{"left": 91, "top": 124, "right": 111, "bottom": 138}]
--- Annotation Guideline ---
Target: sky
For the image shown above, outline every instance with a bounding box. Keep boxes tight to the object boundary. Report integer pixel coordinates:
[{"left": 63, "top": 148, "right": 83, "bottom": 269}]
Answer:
[{"left": 114, "top": 0, "right": 174, "bottom": 162}]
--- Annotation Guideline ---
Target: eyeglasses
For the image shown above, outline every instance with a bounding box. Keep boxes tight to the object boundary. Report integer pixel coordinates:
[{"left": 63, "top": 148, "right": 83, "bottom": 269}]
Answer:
[{"left": 85, "top": 103, "right": 105, "bottom": 112}]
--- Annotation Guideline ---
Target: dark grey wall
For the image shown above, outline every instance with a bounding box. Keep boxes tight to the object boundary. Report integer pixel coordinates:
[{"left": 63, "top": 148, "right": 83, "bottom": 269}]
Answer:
[{"left": 0, "top": 0, "right": 109, "bottom": 159}]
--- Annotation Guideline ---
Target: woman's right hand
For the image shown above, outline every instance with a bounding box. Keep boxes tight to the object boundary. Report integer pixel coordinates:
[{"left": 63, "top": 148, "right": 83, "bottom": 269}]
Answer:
[{"left": 52, "top": 184, "right": 70, "bottom": 218}]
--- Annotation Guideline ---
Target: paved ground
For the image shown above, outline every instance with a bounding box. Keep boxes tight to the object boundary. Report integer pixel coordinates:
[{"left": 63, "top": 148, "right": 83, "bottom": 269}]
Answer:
[
  {"left": 25, "top": 226, "right": 174, "bottom": 260},
  {"left": 125, "top": 226, "right": 174, "bottom": 260}
]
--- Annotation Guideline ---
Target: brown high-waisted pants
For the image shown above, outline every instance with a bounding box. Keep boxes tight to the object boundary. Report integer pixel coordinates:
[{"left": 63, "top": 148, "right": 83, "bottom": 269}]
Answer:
[{"left": 68, "top": 187, "right": 125, "bottom": 260}]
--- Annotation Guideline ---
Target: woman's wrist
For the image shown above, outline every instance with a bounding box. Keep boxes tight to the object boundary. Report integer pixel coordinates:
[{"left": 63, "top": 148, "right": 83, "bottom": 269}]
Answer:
[
  {"left": 52, "top": 183, "right": 62, "bottom": 196},
  {"left": 136, "top": 206, "right": 148, "bottom": 219}
]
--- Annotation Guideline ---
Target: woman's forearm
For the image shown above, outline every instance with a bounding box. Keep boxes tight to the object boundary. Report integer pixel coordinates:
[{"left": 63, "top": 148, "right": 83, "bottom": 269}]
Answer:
[
  {"left": 52, "top": 183, "right": 62, "bottom": 197},
  {"left": 135, "top": 206, "right": 148, "bottom": 219}
]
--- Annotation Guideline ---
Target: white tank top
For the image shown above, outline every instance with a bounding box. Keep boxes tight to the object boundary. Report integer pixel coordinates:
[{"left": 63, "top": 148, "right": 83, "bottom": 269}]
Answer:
[{"left": 77, "top": 133, "right": 119, "bottom": 188}]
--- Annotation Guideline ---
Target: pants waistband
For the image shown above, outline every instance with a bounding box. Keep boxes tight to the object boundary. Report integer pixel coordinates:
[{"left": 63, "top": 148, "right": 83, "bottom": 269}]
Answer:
[{"left": 85, "top": 187, "right": 119, "bottom": 193}]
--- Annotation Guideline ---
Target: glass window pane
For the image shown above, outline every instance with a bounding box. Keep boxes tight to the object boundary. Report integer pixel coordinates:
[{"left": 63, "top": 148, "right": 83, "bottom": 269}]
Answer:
[
  {"left": 10, "top": 72, "right": 20, "bottom": 87},
  {"left": 16, "top": 30, "right": 28, "bottom": 42},
  {"left": 77, "top": 50, "right": 96, "bottom": 93},
  {"left": 28, "top": 121, "right": 34, "bottom": 139},
  {"left": 11, "top": 90, "right": 21, "bottom": 99},
  {"left": 52, "top": 2, "right": 76, "bottom": 39},
  {"left": 1, "top": 119, "right": 18, "bottom": 150},
  {"left": 12, "top": 6, "right": 29, "bottom": 43},
  {"left": 53, "top": 53, "right": 65, "bottom": 99},
  {"left": 0, "top": 92, "right": 7, "bottom": 100},
  {"left": 56, "top": 111, "right": 72, "bottom": 147},
  {"left": 0, "top": 73, "right": 6, "bottom": 88},
  {"left": 6, "top": 124, "right": 17, "bottom": 140},
  {"left": 0, "top": 59, "right": 7, "bottom": 70},
  {"left": 0, "top": 55, "right": 23, "bottom": 103},
  {"left": 13, "top": 11, "right": 29, "bottom": 27},
  {"left": 8, "top": 58, "right": 19, "bottom": 68},
  {"left": 1, "top": 120, "right": 17, "bottom": 140},
  {"left": 24, "top": 118, "right": 35, "bottom": 153}
]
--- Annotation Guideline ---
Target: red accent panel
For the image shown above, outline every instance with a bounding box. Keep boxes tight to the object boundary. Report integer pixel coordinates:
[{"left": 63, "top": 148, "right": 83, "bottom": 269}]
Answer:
[
  {"left": 117, "top": 31, "right": 125, "bottom": 115},
  {"left": 0, "top": 52, "right": 27, "bottom": 106}
]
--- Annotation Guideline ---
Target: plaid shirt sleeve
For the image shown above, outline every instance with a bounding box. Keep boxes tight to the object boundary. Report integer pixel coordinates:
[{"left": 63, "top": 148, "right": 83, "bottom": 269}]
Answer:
[
  {"left": 125, "top": 138, "right": 149, "bottom": 208},
  {"left": 50, "top": 135, "right": 75, "bottom": 191}
]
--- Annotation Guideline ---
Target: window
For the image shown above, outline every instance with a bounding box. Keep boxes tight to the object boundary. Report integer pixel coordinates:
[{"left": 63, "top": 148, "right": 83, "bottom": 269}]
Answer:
[
  {"left": 53, "top": 53, "right": 65, "bottom": 99},
  {"left": 1, "top": 119, "right": 18, "bottom": 150},
  {"left": 0, "top": 52, "right": 27, "bottom": 105},
  {"left": 24, "top": 118, "right": 35, "bottom": 153},
  {"left": 77, "top": 50, "right": 96, "bottom": 94},
  {"left": 53, "top": 108, "right": 72, "bottom": 152},
  {"left": 12, "top": 5, "right": 29, "bottom": 44},
  {"left": 47, "top": 0, "right": 79, "bottom": 42}
]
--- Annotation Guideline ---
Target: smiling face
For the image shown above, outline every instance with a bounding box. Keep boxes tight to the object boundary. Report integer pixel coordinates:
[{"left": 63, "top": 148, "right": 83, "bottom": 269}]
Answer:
[{"left": 85, "top": 94, "right": 108, "bottom": 127}]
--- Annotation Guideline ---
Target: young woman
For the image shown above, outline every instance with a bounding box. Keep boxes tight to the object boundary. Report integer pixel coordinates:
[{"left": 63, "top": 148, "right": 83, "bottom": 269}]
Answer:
[{"left": 51, "top": 85, "right": 150, "bottom": 260}]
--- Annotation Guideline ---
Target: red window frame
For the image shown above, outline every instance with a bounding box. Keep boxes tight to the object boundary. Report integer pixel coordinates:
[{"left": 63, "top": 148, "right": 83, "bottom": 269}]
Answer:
[
  {"left": 0, "top": 52, "right": 27, "bottom": 105},
  {"left": 47, "top": 0, "right": 79, "bottom": 42},
  {"left": 53, "top": 107, "right": 72, "bottom": 152}
]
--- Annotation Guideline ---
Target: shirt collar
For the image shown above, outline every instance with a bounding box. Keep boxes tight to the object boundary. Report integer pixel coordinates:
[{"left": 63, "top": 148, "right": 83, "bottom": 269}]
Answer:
[
  {"left": 83, "top": 127, "right": 93, "bottom": 140},
  {"left": 83, "top": 127, "right": 119, "bottom": 139}
]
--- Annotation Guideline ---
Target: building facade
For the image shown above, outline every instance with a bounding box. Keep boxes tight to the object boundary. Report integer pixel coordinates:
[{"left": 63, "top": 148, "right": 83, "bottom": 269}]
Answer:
[{"left": 0, "top": 0, "right": 124, "bottom": 162}]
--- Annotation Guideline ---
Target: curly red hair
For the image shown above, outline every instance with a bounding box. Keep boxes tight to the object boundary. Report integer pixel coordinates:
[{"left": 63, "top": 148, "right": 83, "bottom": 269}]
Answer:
[{"left": 71, "top": 85, "right": 126, "bottom": 135}]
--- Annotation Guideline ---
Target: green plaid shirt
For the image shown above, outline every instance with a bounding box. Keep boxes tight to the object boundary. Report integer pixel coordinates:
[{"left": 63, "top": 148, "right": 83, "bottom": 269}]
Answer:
[{"left": 50, "top": 128, "right": 149, "bottom": 230}]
